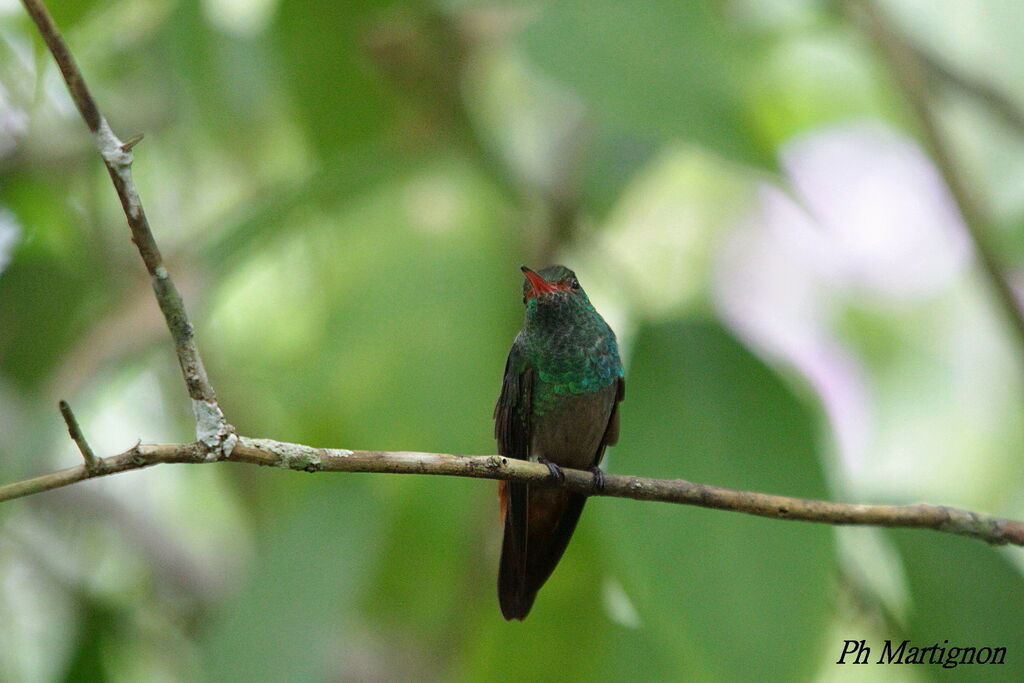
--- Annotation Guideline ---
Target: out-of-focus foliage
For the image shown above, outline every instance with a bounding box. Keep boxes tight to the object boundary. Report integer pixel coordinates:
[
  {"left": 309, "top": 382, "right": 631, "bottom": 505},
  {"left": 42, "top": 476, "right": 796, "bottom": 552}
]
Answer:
[
  {"left": 0, "top": 0, "right": 1022, "bottom": 681},
  {"left": 521, "top": 0, "right": 763, "bottom": 166},
  {"left": 888, "top": 530, "right": 1024, "bottom": 683},
  {"left": 604, "top": 321, "right": 835, "bottom": 681}
]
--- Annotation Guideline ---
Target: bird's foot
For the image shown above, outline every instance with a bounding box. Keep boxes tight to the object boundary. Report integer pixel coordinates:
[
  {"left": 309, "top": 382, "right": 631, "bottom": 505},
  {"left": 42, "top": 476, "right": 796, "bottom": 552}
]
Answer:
[
  {"left": 538, "top": 458, "right": 565, "bottom": 484},
  {"left": 589, "top": 466, "right": 605, "bottom": 495}
]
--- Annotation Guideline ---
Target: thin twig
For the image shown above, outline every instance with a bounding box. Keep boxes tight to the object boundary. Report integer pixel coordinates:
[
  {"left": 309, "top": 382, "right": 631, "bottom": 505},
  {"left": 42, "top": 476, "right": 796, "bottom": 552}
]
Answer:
[
  {"left": 0, "top": 437, "right": 1021, "bottom": 547},
  {"left": 853, "top": 0, "right": 1024, "bottom": 358},
  {"left": 915, "top": 43, "right": 1024, "bottom": 139},
  {"left": 57, "top": 401, "right": 99, "bottom": 472},
  {"left": 19, "top": 0, "right": 233, "bottom": 455}
]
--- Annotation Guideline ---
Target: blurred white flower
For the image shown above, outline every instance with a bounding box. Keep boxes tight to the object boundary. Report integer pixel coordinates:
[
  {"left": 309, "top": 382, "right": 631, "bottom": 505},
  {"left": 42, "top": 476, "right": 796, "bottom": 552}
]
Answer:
[
  {"left": 780, "top": 121, "right": 972, "bottom": 299},
  {"left": 714, "top": 121, "right": 1009, "bottom": 495}
]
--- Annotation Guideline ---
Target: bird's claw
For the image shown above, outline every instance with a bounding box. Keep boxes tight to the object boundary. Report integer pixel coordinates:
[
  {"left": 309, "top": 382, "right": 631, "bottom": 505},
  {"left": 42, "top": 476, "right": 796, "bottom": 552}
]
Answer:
[
  {"left": 539, "top": 458, "right": 565, "bottom": 484},
  {"left": 589, "top": 466, "right": 605, "bottom": 495}
]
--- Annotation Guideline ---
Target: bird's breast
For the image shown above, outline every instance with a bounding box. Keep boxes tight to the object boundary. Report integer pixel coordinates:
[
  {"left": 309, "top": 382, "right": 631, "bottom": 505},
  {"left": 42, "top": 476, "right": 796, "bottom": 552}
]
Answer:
[{"left": 530, "top": 381, "right": 617, "bottom": 470}]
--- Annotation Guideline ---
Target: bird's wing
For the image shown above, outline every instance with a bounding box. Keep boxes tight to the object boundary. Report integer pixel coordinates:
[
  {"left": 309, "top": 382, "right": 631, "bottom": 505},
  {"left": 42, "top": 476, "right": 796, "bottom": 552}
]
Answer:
[
  {"left": 595, "top": 376, "right": 625, "bottom": 459},
  {"left": 493, "top": 336, "right": 531, "bottom": 463},
  {"left": 494, "top": 338, "right": 534, "bottom": 619}
]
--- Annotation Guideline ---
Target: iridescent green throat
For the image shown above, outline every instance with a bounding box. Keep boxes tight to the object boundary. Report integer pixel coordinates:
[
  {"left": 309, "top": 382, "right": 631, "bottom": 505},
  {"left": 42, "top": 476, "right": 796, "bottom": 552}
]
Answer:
[{"left": 520, "top": 291, "right": 623, "bottom": 417}]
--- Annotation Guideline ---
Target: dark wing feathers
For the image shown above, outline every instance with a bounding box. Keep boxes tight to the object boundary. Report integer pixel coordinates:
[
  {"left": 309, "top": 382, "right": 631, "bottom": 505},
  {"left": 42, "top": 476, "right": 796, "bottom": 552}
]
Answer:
[
  {"left": 493, "top": 339, "right": 531, "bottom": 462},
  {"left": 599, "top": 376, "right": 625, "bottom": 452},
  {"left": 495, "top": 340, "right": 533, "bottom": 619}
]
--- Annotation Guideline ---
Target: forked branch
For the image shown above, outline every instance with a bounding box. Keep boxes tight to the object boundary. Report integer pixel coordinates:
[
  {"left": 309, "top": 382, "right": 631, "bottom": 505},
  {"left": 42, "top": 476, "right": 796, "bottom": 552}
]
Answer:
[
  {"left": 20, "top": 0, "right": 234, "bottom": 455},
  {"left": 7, "top": 0, "right": 1023, "bottom": 554}
]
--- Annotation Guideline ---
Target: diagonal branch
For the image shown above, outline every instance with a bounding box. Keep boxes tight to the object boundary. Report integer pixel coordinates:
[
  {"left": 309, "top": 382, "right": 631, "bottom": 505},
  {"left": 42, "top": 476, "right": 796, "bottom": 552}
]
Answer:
[
  {"left": 853, "top": 0, "right": 1024, "bottom": 359},
  {"left": 19, "top": 0, "right": 233, "bottom": 456},
  {"left": 0, "top": 437, "right": 1021, "bottom": 547},
  {"left": 913, "top": 41, "right": 1024, "bottom": 139}
]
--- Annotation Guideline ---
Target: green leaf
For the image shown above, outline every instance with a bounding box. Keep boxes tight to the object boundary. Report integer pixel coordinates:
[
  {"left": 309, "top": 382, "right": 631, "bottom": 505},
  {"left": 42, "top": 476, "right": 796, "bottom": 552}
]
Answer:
[
  {"left": 200, "top": 480, "right": 382, "bottom": 680},
  {"left": 600, "top": 319, "right": 837, "bottom": 679},
  {"left": 358, "top": 476, "right": 486, "bottom": 641},
  {"left": 520, "top": 0, "right": 766, "bottom": 166},
  {"left": 458, "top": 528, "right": 622, "bottom": 679},
  {"left": 579, "top": 126, "right": 659, "bottom": 219},
  {"left": 273, "top": 0, "right": 400, "bottom": 155},
  {"left": 746, "top": 30, "right": 902, "bottom": 151},
  {"left": 46, "top": 0, "right": 102, "bottom": 29},
  {"left": 0, "top": 175, "right": 115, "bottom": 390},
  {"left": 58, "top": 600, "right": 113, "bottom": 682},
  {"left": 888, "top": 530, "right": 1024, "bottom": 680}
]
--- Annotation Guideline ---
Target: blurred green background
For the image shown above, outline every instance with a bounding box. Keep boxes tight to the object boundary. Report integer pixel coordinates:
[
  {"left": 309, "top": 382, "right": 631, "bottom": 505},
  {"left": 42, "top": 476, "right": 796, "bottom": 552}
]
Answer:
[{"left": 1, "top": 0, "right": 1023, "bottom": 680}]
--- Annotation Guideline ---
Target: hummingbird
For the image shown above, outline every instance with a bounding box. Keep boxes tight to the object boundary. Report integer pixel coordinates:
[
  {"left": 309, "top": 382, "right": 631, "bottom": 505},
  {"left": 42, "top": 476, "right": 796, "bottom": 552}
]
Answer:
[{"left": 494, "top": 265, "right": 625, "bottom": 620}]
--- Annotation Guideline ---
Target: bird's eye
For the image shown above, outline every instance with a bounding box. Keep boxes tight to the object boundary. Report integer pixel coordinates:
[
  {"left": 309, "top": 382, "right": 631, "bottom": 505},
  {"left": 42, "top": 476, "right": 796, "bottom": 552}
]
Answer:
[{"left": 569, "top": 278, "right": 580, "bottom": 290}]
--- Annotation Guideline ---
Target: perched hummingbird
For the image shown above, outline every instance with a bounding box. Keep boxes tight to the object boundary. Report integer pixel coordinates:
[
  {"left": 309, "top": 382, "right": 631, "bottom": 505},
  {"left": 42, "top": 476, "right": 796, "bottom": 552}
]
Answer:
[{"left": 494, "top": 265, "right": 625, "bottom": 620}]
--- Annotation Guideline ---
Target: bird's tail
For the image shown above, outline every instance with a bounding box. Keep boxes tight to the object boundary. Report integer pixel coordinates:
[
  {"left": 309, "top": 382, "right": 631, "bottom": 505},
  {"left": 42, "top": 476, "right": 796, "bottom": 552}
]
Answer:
[{"left": 498, "top": 481, "right": 587, "bottom": 620}]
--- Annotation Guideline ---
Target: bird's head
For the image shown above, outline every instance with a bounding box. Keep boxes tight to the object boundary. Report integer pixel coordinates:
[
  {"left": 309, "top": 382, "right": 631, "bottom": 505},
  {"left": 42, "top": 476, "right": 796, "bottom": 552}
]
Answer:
[{"left": 520, "top": 265, "right": 589, "bottom": 306}]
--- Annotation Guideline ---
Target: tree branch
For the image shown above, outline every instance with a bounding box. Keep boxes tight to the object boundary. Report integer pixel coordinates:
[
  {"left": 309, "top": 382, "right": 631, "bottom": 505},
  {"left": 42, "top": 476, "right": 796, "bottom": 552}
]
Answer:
[
  {"left": 0, "top": 437, "right": 1021, "bottom": 546},
  {"left": 14, "top": 0, "right": 1024, "bottom": 556},
  {"left": 19, "top": 0, "right": 234, "bottom": 456},
  {"left": 58, "top": 400, "right": 99, "bottom": 472},
  {"left": 853, "top": 0, "right": 1024, "bottom": 359},
  {"left": 914, "top": 40, "right": 1024, "bottom": 139}
]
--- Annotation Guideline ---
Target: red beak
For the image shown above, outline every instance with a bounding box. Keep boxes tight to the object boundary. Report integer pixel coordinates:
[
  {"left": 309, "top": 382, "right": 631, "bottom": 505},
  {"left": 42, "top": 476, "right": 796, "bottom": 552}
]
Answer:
[{"left": 521, "top": 266, "right": 558, "bottom": 297}]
